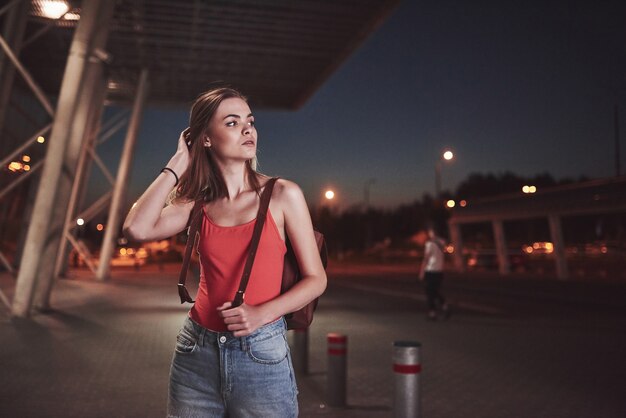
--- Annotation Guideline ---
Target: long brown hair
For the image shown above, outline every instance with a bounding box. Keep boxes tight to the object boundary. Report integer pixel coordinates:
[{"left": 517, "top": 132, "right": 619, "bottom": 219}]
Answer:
[{"left": 173, "top": 86, "right": 261, "bottom": 204}]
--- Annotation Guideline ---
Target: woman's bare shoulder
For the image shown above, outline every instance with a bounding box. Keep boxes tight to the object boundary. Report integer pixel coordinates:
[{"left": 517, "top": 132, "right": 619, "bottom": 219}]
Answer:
[{"left": 270, "top": 178, "right": 304, "bottom": 205}]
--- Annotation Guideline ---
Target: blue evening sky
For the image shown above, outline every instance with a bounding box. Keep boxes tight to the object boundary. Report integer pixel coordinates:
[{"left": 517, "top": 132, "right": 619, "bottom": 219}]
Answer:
[{"left": 94, "top": 0, "right": 626, "bottom": 210}]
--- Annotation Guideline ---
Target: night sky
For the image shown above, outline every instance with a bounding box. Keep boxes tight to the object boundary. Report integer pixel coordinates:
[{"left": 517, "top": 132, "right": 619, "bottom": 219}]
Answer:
[{"left": 95, "top": 0, "right": 626, "bottom": 211}]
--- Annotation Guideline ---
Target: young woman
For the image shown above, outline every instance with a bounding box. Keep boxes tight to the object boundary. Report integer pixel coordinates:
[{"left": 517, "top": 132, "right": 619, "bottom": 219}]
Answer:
[{"left": 123, "top": 87, "right": 327, "bottom": 417}]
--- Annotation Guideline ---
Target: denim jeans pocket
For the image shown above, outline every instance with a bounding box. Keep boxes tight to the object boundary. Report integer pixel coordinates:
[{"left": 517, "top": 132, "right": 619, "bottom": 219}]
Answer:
[
  {"left": 247, "top": 332, "right": 288, "bottom": 364},
  {"left": 175, "top": 328, "right": 197, "bottom": 354}
]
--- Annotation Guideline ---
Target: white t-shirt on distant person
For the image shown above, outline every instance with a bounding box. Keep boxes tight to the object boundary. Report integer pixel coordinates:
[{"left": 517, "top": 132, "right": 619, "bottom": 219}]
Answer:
[{"left": 424, "top": 238, "right": 446, "bottom": 272}]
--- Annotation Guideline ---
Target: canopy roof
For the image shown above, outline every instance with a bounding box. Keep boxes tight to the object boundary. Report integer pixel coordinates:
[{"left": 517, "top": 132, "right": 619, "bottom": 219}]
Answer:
[{"left": 24, "top": 0, "right": 399, "bottom": 108}]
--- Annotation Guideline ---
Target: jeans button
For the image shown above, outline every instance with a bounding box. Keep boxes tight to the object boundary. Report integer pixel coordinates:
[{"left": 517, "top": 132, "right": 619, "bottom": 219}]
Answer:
[{"left": 219, "top": 336, "right": 227, "bottom": 344}]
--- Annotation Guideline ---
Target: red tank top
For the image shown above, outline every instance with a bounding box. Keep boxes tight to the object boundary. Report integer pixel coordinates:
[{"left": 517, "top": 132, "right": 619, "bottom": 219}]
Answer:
[{"left": 189, "top": 208, "right": 286, "bottom": 331}]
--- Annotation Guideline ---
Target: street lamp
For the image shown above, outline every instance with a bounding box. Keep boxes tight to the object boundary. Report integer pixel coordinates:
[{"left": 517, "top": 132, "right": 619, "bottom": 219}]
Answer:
[
  {"left": 363, "top": 178, "right": 376, "bottom": 208},
  {"left": 324, "top": 190, "right": 335, "bottom": 200},
  {"left": 435, "top": 149, "right": 455, "bottom": 198}
]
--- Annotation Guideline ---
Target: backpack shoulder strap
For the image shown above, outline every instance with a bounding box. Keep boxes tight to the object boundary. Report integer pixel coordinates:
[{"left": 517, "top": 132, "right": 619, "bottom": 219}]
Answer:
[
  {"left": 231, "top": 177, "right": 279, "bottom": 307},
  {"left": 177, "top": 200, "right": 203, "bottom": 303}
]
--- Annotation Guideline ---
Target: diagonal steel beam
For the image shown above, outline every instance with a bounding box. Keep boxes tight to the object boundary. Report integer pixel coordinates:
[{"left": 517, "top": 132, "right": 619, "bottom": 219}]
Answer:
[
  {"left": 72, "top": 190, "right": 112, "bottom": 228},
  {"left": 65, "top": 234, "right": 98, "bottom": 275},
  {"left": 0, "top": 34, "right": 54, "bottom": 116},
  {"left": 0, "top": 160, "right": 44, "bottom": 202},
  {"left": 0, "top": 0, "right": 23, "bottom": 18},
  {"left": 0, "top": 250, "right": 15, "bottom": 274},
  {"left": 87, "top": 147, "right": 116, "bottom": 186},
  {"left": 0, "top": 123, "right": 51, "bottom": 168}
]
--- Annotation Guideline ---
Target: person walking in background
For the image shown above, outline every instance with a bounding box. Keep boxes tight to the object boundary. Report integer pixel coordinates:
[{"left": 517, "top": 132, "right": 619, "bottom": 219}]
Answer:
[
  {"left": 123, "top": 86, "right": 327, "bottom": 417},
  {"left": 419, "top": 224, "right": 450, "bottom": 320}
]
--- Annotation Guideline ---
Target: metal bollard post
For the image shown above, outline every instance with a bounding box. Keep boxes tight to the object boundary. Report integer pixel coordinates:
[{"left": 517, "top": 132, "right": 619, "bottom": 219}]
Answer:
[
  {"left": 393, "top": 341, "right": 421, "bottom": 418},
  {"left": 327, "top": 333, "right": 347, "bottom": 407},
  {"left": 291, "top": 328, "right": 309, "bottom": 374}
]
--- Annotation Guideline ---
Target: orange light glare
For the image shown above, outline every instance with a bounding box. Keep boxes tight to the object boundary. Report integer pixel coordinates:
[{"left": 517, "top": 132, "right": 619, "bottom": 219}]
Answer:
[
  {"left": 96, "top": 224, "right": 104, "bottom": 231},
  {"left": 459, "top": 200, "right": 467, "bottom": 207},
  {"left": 324, "top": 190, "right": 335, "bottom": 200},
  {"left": 22, "top": 155, "right": 31, "bottom": 162}
]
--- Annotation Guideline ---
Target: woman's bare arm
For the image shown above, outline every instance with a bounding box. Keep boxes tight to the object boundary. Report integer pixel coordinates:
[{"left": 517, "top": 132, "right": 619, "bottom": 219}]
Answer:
[{"left": 123, "top": 130, "right": 193, "bottom": 242}]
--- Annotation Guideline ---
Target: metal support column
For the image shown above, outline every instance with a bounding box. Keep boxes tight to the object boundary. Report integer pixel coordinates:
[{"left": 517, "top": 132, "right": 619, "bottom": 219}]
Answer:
[
  {"left": 448, "top": 221, "right": 464, "bottom": 272},
  {"left": 492, "top": 219, "right": 510, "bottom": 275},
  {"left": 53, "top": 79, "right": 108, "bottom": 280},
  {"left": 33, "top": 70, "right": 109, "bottom": 310},
  {"left": 97, "top": 69, "right": 149, "bottom": 281},
  {"left": 548, "top": 215, "right": 569, "bottom": 279},
  {"left": 11, "top": 0, "right": 115, "bottom": 317}
]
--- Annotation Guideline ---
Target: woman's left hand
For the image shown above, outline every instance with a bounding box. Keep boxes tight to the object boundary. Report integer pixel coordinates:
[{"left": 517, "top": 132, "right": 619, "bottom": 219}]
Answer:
[{"left": 217, "top": 302, "right": 270, "bottom": 337}]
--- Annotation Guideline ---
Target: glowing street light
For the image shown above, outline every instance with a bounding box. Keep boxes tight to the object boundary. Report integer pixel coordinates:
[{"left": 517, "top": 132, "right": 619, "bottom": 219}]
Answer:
[
  {"left": 76, "top": 218, "right": 85, "bottom": 226},
  {"left": 435, "top": 149, "right": 455, "bottom": 198},
  {"left": 446, "top": 199, "right": 456, "bottom": 208},
  {"left": 324, "top": 190, "right": 335, "bottom": 200},
  {"left": 522, "top": 185, "right": 537, "bottom": 194},
  {"left": 37, "top": 136, "right": 45, "bottom": 144}
]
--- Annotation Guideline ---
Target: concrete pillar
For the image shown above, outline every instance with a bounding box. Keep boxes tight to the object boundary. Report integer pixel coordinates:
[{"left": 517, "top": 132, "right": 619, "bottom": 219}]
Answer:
[
  {"left": 492, "top": 219, "right": 510, "bottom": 275},
  {"left": 11, "top": 0, "right": 116, "bottom": 317},
  {"left": 548, "top": 215, "right": 569, "bottom": 279},
  {"left": 97, "top": 69, "right": 149, "bottom": 281},
  {"left": 448, "top": 221, "right": 465, "bottom": 272}
]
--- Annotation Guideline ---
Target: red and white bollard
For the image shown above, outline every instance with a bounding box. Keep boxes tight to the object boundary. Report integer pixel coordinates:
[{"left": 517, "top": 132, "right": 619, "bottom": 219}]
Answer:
[
  {"left": 393, "top": 341, "right": 421, "bottom": 418},
  {"left": 327, "top": 333, "right": 347, "bottom": 407}
]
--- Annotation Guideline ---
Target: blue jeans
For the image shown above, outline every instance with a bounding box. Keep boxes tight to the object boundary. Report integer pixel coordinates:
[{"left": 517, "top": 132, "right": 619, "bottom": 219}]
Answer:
[{"left": 167, "top": 316, "right": 298, "bottom": 418}]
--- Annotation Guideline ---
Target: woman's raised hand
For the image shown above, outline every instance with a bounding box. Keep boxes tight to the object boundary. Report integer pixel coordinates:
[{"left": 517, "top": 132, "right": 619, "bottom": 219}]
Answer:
[{"left": 166, "top": 127, "right": 192, "bottom": 178}]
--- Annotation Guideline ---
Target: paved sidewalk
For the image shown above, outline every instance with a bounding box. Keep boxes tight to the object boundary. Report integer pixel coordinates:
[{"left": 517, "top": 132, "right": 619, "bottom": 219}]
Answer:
[{"left": 1, "top": 264, "right": 625, "bottom": 417}]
